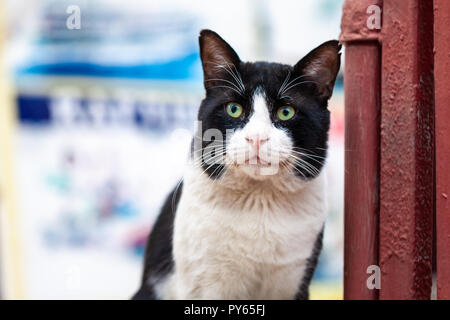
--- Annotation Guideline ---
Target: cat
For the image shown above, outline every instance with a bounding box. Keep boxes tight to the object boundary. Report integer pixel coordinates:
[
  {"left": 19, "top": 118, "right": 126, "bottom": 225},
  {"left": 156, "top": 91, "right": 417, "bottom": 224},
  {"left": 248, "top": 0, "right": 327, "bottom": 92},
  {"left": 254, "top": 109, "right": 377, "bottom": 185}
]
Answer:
[{"left": 133, "top": 29, "right": 341, "bottom": 300}]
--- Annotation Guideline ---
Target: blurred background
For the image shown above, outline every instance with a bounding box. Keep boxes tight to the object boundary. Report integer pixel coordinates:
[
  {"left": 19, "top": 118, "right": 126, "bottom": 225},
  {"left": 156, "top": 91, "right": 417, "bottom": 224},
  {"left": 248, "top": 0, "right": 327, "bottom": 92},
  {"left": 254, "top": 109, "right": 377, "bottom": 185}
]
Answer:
[{"left": 0, "top": 0, "right": 344, "bottom": 299}]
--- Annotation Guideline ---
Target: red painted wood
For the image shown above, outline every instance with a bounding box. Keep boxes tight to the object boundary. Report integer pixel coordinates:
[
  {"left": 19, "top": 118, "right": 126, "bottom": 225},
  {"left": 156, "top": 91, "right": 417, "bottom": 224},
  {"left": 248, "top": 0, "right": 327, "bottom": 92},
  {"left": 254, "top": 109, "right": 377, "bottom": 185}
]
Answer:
[
  {"left": 379, "top": 0, "right": 434, "bottom": 299},
  {"left": 340, "top": 0, "right": 382, "bottom": 300},
  {"left": 343, "top": 44, "right": 380, "bottom": 300},
  {"left": 434, "top": 0, "right": 450, "bottom": 300}
]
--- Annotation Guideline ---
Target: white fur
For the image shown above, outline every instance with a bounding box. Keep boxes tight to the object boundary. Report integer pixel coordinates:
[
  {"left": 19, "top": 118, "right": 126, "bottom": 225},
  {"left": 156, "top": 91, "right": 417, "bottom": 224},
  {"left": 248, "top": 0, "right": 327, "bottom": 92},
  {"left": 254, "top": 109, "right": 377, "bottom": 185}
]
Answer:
[
  {"left": 227, "top": 90, "right": 294, "bottom": 178},
  {"left": 155, "top": 90, "right": 328, "bottom": 299}
]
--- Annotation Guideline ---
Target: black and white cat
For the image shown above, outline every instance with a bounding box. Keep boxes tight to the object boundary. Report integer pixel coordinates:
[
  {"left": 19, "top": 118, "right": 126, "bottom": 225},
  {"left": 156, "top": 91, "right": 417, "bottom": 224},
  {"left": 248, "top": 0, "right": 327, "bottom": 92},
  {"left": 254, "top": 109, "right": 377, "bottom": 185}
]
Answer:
[{"left": 133, "top": 30, "right": 341, "bottom": 300}]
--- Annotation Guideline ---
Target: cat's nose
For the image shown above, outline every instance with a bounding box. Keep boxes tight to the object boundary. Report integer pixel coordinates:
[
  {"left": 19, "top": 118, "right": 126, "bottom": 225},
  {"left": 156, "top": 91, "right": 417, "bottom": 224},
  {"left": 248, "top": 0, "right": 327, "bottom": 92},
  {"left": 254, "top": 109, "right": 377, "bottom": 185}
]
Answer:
[{"left": 245, "top": 135, "right": 269, "bottom": 150}]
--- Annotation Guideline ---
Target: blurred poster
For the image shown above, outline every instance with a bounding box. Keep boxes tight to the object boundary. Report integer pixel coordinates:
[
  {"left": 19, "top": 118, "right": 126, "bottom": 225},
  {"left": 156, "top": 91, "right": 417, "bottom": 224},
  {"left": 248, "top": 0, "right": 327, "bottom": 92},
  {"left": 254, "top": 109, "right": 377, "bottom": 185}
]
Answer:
[
  {"left": 1, "top": 0, "right": 344, "bottom": 299},
  {"left": 3, "top": 0, "right": 203, "bottom": 299}
]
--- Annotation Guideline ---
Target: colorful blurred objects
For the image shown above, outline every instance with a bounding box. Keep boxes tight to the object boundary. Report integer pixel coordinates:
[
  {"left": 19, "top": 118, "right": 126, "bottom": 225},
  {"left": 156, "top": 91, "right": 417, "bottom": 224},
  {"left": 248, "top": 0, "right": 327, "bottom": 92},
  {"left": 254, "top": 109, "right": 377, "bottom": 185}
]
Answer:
[{"left": 0, "top": 0, "right": 344, "bottom": 299}]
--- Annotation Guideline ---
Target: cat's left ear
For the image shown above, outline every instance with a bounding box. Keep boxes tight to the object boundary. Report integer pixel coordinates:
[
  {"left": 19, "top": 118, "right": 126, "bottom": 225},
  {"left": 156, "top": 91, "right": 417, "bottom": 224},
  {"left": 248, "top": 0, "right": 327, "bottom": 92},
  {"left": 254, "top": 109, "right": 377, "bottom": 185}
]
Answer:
[
  {"left": 294, "top": 40, "right": 341, "bottom": 100},
  {"left": 199, "top": 29, "right": 241, "bottom": 90}
]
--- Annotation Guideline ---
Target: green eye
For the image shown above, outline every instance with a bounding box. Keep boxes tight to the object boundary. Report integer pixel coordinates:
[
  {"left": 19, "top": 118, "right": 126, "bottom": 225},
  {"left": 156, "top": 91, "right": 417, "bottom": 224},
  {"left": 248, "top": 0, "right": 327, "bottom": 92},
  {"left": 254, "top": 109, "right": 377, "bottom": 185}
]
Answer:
[
  {"left": 226, "top": 102, "right": 243, "bottom": 118},
  {"left": 277, "top": 106, "right": 295, "bottom": 121}
]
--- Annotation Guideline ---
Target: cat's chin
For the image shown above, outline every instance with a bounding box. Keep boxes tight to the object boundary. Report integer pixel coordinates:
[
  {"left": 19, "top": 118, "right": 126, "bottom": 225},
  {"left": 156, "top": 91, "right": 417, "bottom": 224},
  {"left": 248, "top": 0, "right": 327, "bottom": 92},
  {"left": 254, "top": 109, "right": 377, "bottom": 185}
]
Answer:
[{"left": 237, "top": 163, "right": 282, "bottom": 180}]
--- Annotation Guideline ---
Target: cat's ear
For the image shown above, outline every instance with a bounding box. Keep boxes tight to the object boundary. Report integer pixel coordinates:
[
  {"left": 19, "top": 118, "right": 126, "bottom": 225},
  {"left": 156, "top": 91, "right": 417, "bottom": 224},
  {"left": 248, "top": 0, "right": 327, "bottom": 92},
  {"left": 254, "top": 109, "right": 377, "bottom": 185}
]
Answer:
[
  {"left": 199, "top": 29, "right": 241, "bottom": 90},
  {"left": 294, "top": 40, "right": 341, "bottom": 100}
]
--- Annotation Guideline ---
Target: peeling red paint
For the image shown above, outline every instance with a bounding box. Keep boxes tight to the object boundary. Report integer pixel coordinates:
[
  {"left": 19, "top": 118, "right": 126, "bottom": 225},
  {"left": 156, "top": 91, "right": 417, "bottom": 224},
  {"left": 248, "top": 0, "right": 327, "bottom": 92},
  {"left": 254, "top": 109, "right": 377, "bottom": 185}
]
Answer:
[
  {"left": 379, "top": 0, "right": 434, "bottom": 300},
  {"left": 435, "top": 0, "right": 450, "bottom": 300},
  {"left": 342, "top": 44, "right": 380, "bottom": 300},
  {"left": 340, "top": 0, "right": 381, "bottom": 300},
  {"left": 342, "top": 0, "right": 438, "bottom": 300}
]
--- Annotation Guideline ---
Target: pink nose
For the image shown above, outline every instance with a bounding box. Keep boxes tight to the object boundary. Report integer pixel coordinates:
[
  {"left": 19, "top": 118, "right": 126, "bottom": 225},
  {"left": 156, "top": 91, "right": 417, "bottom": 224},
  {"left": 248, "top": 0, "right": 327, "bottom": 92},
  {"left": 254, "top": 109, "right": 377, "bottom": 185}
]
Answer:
[{"left": 245, "top": 135, "right": 269, "bottom": 150}]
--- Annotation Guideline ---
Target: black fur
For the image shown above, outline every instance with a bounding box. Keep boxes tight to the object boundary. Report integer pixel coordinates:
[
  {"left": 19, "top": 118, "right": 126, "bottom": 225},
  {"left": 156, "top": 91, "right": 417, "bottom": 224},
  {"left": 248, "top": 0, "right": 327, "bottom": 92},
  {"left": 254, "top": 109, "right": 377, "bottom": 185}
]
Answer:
[
  {"left": 132, "top": 182, "right": 182, "bottom": 300},
  {"left": 295, "top": 227, "right": 324, "bottom": 300}
]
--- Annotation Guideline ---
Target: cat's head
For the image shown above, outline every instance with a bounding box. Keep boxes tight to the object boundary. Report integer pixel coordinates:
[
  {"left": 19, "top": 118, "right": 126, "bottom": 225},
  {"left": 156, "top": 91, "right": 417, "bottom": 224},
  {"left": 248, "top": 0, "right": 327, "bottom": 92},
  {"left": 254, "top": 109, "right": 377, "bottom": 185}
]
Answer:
[{"left": 193, "top": 29, "right": 341, "bottom": 181}]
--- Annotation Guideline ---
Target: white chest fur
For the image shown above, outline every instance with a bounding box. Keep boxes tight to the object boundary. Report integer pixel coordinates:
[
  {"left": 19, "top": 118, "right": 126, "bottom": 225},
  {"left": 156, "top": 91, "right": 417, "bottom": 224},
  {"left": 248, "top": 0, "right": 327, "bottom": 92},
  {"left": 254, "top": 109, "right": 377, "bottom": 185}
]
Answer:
[{"left": 157, "top": 164, "right": 327, "bottom": 300}]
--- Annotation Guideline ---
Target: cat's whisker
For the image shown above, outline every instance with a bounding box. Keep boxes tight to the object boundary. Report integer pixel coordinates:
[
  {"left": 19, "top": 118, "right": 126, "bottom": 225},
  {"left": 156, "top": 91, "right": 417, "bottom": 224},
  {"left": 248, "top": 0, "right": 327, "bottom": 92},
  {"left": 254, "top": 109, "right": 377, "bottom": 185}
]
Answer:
[
  {"left": 203, "top": 153, "right": 226, "bottom": 166},
  {"left": 280, "top": 160, "right": 308, "bottom": 179},
  {"left": 192, "top": 147, "right": 227, "bottom": 163},
  {"left": 210, "top": 159, "right": 230, "bottom": 182},
  {"left": 201, "top": 147, "right": 227, "bottom": 160},
  {"left": 206, "top": 61, "right": 245, "bottom": 94},
  {"left": 288, "top": 151, "right": 326, "bottom": 166},
  {"left": 200, "top": 154, "right": 237, "bottom": 182},
  {"left": 291, "top": 147, "right": 326, "bottom": 156},
  {"left": 291, "top": 164, "right": 307, "bottom": 179},
  {"left": 284, "top": 147, "right": 327, "bottom": 160},
  {"left": 213, "top": 61, "right": 245, "bottom": 92},
  {"left": 284, "top": 74, "right": 308, "bottom": 89},
  {"left": 194, "top": 151, "right": 227, "bottom": 168},
  {"left": 215, "top": 158, "right": 234, "bottom": 182},
  {"left": 292, "top": 154, "right": 321, "bottom": 171},
  {"left": 295, "top": 160, "right": 320, "bottom": 176},
  {"left": 278, "top": 70, "right": 291, "bottom": 97},
  {"left": 205, "top": 78, "right": 243, "bottom": 94},
  {"left": 230, "top": 64, "right": 245, "bottom": 92},
  {"left": 292, "top": 162, "right": 316, "bottom": 177},
  {"left": 280, "top": 150, "right": 316, "bottom": 159},
  {"left": 197, "top": 157, "right": 226, "bottom": 179},
  {"left": 290, "top": 155, "right": 326, "bottom": 166},
  {"left": 209, "top": 85, "right": 244, "bottom": 96},
  {"left": 286, "top": 153, "right": 321, "bottom": 176},
  {"left": 279, "top": 74, "right": 309, "bottom": 97},
  {"left": 281, "top": 80, "right": 318, "bottom": 97},
  {"left": 201, "top": 145, "right": 227, "bottom": 153},
  {"left": 191, "top": 151, "right": 226, "bottom": 169},
  {"left": 193, "top": 145, "right": 253, "bottom": 170},
  {"left": 218, "top": 63, "right": 242, "bottom": 88},
  {"left": 171, "top": 178, "right": 184, "bottom": 214}
]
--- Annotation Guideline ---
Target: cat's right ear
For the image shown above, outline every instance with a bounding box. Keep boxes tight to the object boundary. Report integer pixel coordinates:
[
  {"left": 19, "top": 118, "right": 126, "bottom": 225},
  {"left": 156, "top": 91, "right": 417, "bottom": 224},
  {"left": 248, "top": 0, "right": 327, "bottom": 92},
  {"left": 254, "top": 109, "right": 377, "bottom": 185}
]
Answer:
[
  {"left": 293, "top": 40, "right": 341, "bottom": 100},
  {"left": 199, "top": 30, "right": 241, "bottom": 90}
]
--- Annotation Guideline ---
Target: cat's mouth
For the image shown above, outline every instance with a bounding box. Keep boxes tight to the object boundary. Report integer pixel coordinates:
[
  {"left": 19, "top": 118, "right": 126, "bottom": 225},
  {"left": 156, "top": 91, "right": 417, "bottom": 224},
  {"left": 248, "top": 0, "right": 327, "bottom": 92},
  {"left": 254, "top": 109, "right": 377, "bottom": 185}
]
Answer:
[
  {"left": 225, "top": 147, "right": 286, "bottom": 177},
  {"left": 244, "top": 156, "right": 272, "bottom": 167}
]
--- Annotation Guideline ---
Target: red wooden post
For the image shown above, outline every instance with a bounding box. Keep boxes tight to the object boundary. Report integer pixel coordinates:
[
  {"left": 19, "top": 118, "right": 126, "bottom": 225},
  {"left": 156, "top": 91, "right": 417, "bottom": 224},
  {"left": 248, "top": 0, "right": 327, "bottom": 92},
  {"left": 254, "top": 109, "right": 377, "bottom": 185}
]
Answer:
[
  {"left": 340, "top": 0, "right": 382, "bottom": 300},
  {"left": 434, "top": 0, "right": 450, "bottom": 300},
  {"left": 379, "top": 0, "right": 434, "bottom": 299}
]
